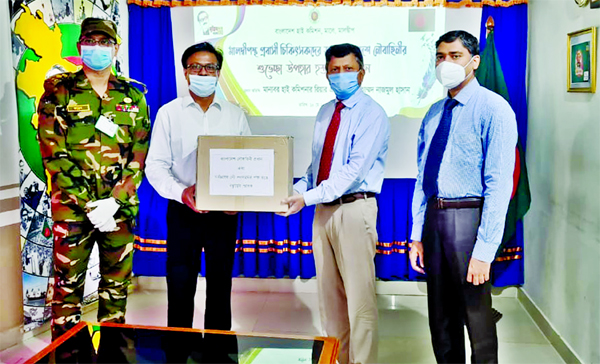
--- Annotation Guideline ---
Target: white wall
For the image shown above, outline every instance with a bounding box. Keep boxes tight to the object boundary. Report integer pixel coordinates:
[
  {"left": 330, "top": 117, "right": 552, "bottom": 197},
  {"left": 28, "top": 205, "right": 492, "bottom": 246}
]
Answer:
[
  {"left": 0, "top": 0, "right": 23, "bottom": 352},
  {"left": 0, "top": 0, "right": 19, "bottom": 187},
  {"left": 170, "top": 6, "right": 481, "bottom": 178},
  {"left": 526, "top": 1, "right": 600, "bottom": 363}
]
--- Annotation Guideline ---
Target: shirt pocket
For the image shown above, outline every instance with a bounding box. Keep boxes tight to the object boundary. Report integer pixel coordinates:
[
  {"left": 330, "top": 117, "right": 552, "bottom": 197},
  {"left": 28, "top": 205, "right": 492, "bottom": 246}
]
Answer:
[
  {"left": 451, "top": 133, "right": 481, "bottom": 160},
  {"left": 66, "top": 122, "right": 96, "bottom": 146},
  {"left": 66, "top": 122, "right": 96, "bottom": 169},
  {"left": 113, "top": 112, "right": 134, "bottom": 144}
]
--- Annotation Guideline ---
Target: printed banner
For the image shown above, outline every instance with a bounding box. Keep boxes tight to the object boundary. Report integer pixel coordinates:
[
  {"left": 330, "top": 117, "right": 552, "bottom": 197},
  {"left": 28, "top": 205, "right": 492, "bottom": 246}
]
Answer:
[{"left": 194, "top": 6, "right": 446, "bottom": 118}]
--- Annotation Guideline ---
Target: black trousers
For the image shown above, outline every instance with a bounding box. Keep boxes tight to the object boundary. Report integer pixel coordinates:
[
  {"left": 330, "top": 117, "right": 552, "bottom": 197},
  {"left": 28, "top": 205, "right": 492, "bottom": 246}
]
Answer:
[
  {"left": 423, "top": 203, "right": 498, "bottom": 364},
  {"left": 166, "top": 200, "right": 238, "bottom": 330}
]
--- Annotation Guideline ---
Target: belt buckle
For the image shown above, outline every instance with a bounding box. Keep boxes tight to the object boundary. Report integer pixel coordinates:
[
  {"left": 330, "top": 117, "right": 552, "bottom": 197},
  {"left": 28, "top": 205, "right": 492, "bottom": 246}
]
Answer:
[{"left": 436, "top": 198, "right": 445, "bottom": 209}]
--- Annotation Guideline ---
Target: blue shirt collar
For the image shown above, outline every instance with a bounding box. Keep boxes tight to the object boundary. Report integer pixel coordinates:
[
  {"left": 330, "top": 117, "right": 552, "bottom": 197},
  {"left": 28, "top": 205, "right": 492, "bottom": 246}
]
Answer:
[
  {"left": 338, "top": 87, "right": 365, "bottom": 109},
  {"left": 449, "top": 78, "right": 480, "bottom": 106}
]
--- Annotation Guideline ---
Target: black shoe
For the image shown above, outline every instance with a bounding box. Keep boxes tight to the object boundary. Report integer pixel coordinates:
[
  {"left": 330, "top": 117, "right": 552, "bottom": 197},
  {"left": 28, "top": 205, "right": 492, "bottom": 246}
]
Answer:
[{"left": 492, "top": 308, "right": 503, "bottom": 323}]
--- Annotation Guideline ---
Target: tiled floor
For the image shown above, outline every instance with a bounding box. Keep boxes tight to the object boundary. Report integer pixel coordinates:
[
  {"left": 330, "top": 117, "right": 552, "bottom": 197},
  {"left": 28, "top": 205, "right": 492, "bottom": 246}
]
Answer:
[{"left": 1, "top": 289, "right": 564, "bottom": 363}]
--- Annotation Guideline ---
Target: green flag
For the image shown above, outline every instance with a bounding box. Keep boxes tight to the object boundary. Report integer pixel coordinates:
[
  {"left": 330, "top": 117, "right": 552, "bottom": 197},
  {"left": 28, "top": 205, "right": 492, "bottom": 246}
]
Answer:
[{"left": 476, "top": 29, "right": 531, "bottom": 247}]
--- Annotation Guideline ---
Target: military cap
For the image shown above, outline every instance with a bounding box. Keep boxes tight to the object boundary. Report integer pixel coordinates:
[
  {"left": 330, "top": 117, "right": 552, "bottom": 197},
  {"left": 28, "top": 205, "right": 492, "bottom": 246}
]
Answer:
[{"left": 80, "top": 17, "right": 120, "bottom": 43}]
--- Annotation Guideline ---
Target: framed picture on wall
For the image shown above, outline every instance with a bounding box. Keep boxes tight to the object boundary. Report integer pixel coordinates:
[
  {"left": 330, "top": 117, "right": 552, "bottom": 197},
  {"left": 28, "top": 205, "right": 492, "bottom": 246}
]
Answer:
[
  {"left": 591, "top": 0, "right": 600, "bottom": 9},
  {"left": 567, "top": 27, "right": 597, "bottom": 93}
]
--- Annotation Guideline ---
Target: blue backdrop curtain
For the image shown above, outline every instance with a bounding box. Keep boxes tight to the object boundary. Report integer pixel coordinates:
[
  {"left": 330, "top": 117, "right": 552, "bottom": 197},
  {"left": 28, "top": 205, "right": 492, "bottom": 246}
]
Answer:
[
  {"left": 479, "top": 4, "right": 528, "bottom": 286},
  {"left": 131, "top": 3, "right": 527, "bottom": 286},
  {"left": 129, "top": 5, "right": 177, "bottom": 276}
]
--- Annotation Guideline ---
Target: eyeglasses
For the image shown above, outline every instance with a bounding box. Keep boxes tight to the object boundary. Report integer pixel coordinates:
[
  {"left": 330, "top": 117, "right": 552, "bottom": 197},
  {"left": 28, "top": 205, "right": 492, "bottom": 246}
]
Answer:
[
  {"left": 187, "top": 63, "right": 220, "bottom": 75},
  {"left": 80, "top": 38, "right": 116, "bottom": 47}
]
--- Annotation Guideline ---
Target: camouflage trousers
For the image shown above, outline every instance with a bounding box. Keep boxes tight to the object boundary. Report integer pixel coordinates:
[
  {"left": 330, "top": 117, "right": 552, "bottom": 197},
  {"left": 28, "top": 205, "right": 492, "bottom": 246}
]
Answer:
[{"left": 50, "top": 220, "right": 134, "bottom": 340}]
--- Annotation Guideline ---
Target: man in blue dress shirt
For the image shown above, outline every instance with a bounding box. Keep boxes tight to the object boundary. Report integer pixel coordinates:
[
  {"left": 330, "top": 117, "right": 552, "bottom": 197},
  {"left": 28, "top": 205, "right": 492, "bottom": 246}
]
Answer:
[
  {"left": 409, "top": 31, "right": 518, "bottom": 363},
  {"left": 281, "top": 43, "right": 390, "bottom": 364}
]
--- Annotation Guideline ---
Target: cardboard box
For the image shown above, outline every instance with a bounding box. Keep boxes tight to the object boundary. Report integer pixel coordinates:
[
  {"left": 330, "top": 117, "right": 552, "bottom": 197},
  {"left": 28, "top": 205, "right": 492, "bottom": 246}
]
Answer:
[{"left": 196, "top": 135, "right": 293, "bottom": 212}]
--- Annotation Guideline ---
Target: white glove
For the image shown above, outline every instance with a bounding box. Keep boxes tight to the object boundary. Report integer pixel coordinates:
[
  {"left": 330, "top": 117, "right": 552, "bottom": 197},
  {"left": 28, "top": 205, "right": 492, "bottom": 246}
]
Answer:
[
  {"left": 96, "top": 217, "right": 119, "bottom": 232},
  {"left": 86, "top": 197, "right": 120, "bottom": 228}
]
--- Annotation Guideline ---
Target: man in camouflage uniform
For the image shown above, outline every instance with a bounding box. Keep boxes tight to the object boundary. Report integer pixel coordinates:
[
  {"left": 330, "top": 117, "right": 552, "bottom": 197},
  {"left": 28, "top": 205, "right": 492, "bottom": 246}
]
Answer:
[{"left": 37, "top": 18, "right": 150, "bottom": 340}]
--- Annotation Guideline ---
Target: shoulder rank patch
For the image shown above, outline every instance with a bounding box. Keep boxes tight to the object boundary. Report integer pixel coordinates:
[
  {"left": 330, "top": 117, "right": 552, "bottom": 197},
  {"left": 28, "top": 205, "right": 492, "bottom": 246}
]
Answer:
[
  {"left": 116, "top": 104, "right": 140, "bottom": 113},
  {"left": 50, "top": 72, "right": 71, "bottom": 83},
  {"left": 44, "top": 72, "right": 73, "bottom": 91},
  {"left": 67, "top": 104, "right": 91, "bottom": 112}
]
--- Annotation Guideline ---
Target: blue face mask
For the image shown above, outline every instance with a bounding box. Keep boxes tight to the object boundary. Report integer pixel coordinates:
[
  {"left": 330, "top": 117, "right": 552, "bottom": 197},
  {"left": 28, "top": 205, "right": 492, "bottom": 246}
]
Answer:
[
  {"left": 81, "top": 45, "right": 113, "bottom": 71},
  {"left": 189, "top": 75, "right": 218, "bottom": 97},
  {"left": 328, "top": 72, "right": 360, "bottom": 100}
]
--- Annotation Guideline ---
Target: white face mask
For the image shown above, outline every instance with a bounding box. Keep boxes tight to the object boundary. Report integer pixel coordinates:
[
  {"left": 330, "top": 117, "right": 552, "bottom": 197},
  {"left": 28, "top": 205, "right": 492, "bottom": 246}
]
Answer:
[
  {"left": 435, "top": 56, "right": 476, "bottom": 89},
  {"left": 189, "top": 75, "right": 218, "bottom": 97}
]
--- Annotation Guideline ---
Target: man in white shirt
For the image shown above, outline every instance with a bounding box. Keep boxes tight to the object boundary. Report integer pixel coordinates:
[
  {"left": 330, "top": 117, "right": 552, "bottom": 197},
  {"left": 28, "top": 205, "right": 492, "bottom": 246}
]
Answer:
[{"left": 145, "top": 42, "right": 251, "bottom": 334}]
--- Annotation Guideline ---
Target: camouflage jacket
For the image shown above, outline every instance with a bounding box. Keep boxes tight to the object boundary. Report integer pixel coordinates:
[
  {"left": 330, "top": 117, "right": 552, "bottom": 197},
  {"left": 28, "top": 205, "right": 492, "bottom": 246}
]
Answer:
[{"left": 38, "top": 69, "right": 150, "bottom": 223}]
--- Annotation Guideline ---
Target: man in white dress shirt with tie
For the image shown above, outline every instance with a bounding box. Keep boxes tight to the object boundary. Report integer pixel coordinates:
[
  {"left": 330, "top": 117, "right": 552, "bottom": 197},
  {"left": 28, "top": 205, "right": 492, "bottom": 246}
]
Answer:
[
  {"left": 281, "top": 43, "right": 390, "bottom": 364},
  {"left": 145, "top": 42, "right": 251, "bottom": 334}
]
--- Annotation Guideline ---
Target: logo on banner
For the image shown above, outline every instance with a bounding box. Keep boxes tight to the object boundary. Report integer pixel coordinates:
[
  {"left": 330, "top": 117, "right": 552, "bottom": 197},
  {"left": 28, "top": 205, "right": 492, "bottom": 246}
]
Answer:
[{"left": 197, "top": 11, "right": 223, "bottom": 36}]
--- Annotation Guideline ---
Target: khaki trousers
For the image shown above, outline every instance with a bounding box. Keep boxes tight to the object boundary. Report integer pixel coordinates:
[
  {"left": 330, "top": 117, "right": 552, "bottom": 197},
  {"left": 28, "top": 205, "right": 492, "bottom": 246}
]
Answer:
[{"left": 313, "top": 198, "right": 379, "bottom": 364}]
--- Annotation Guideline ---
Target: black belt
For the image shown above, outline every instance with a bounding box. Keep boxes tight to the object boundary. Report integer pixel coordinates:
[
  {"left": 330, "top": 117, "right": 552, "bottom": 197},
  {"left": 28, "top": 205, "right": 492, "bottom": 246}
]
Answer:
[
  {"left": 323, "top": 192, "right": 376, "bottom": 206},
  {"left": 429, "top": 197, "right": 483, "bottom": 210}
]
